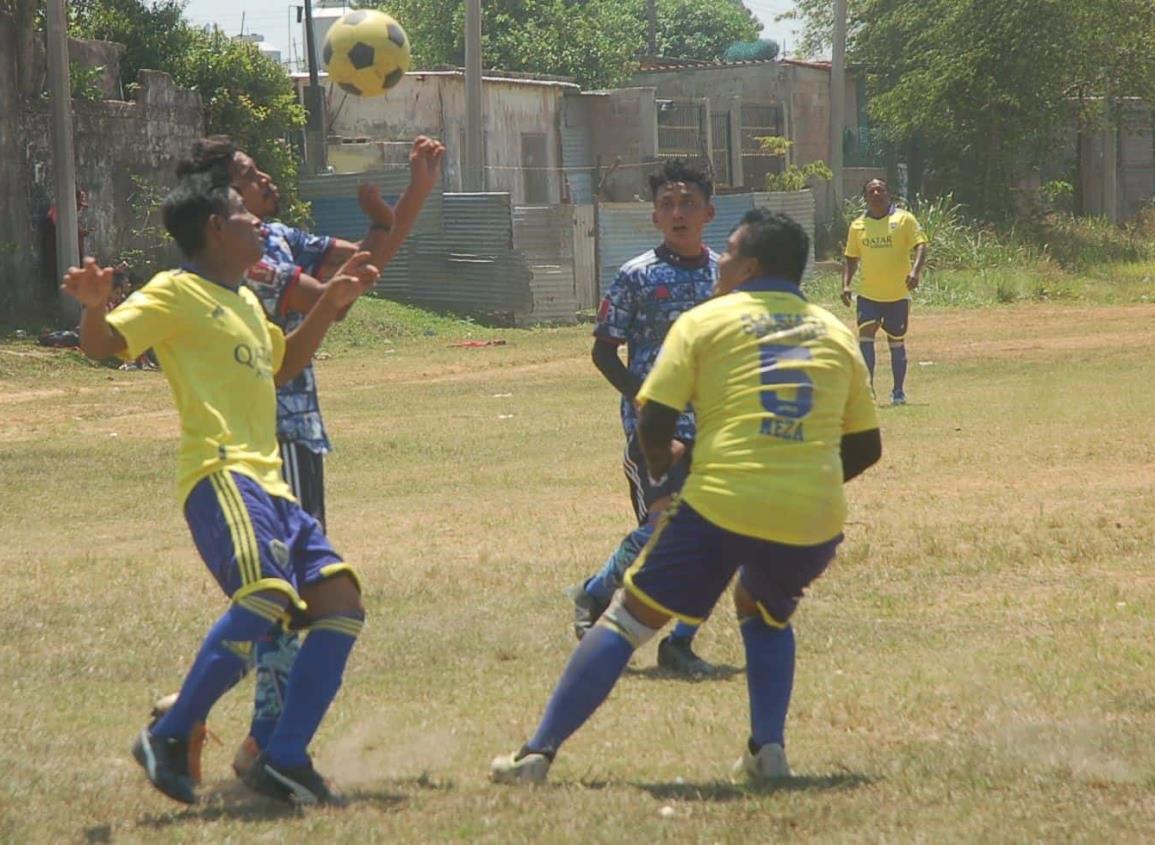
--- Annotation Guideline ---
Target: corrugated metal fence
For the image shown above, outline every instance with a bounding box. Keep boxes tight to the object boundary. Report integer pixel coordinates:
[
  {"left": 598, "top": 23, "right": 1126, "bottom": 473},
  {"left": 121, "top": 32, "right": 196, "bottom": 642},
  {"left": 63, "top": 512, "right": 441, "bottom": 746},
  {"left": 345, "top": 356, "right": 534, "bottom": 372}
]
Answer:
[
  {"left": 598, "top": 190, "right": 815, "bottom": 294},
  {"left": 301, "top": 177, "right": 546, "bottom": 323},
  {"left": 513, "top": 205, "right": 579, "bottom": 323},
  {"left": 300, "top": 172, "right": 815, "bottom": 323}
]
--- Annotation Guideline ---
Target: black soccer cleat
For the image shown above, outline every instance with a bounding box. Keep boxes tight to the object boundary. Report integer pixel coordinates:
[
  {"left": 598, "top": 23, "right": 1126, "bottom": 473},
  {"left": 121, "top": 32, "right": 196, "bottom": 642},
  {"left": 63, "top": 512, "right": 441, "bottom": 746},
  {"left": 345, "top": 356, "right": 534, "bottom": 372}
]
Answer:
[
  {"left": 132, "top": 728, "right": 197, "bottom": 805},
  {"left": 657, "top": 635, "right": 716, "bottom": 677},
  {"left": 243, "top": 753, "right": 343, "bottom": 807},
  {"left": 571, "top": 583, "right": 610, "bottom": 641}
]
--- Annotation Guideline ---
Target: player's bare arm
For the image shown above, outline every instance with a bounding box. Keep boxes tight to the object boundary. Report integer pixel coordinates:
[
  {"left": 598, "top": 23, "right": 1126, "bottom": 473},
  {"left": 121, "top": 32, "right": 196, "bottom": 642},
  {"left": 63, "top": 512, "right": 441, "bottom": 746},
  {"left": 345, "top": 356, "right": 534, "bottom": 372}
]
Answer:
[
  {"left": 315, "top": 136, "right": 446, "bottom": 283},
  {"left": 907, "top": 243, "right": 928, "bottom": 291},
  {"left": 638, "top": 400, "right": 680, "bottom": 480},
  {"left": 62, "top": 258, "right": 128, "bottom": 359},
  {"left": 277, "top": 252, "right": 377, "bottom": 385},
  {"left": 841, "top": 428, "right": 882, "bottom": 481},
  {"left": 841, "top": 257, "right": 859, "bottom": 306}
]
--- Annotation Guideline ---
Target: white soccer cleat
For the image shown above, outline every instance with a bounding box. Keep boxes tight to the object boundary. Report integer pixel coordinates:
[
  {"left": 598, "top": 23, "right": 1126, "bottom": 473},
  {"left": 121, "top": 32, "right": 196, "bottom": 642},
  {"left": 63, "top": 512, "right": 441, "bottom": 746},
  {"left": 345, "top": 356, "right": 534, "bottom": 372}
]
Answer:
[
  {"left": 733, "top": 742, "right": 792, "bottom": 784},
  {"left": 490, "top": 750, "right": 551, "bottom": 784}
]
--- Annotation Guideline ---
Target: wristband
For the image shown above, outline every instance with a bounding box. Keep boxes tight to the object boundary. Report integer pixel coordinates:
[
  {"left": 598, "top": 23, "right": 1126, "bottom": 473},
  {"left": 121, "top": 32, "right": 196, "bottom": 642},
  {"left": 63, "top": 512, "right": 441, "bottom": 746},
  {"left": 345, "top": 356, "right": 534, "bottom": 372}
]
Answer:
[{"left": 369, "top": 221, "right": 392, "bottom": 232}]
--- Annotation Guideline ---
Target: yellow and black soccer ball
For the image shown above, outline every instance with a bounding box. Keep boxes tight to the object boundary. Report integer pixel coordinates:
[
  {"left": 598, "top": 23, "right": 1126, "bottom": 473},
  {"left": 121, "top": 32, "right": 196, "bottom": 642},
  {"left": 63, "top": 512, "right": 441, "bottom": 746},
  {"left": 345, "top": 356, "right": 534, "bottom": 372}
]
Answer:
[{"left": 322, "top": 9, "right": 411, "bottom": 97}]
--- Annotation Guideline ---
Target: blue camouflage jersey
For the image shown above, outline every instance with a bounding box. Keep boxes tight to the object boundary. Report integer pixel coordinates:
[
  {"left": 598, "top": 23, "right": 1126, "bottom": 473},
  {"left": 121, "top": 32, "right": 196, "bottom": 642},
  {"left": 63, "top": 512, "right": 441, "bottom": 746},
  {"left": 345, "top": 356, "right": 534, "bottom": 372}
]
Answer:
[
  {"left": 593, "top": 243, "right": 717, "bottom": 442},
  {"left": 243, "top": 221, "right": 335, "bottom": 454}
]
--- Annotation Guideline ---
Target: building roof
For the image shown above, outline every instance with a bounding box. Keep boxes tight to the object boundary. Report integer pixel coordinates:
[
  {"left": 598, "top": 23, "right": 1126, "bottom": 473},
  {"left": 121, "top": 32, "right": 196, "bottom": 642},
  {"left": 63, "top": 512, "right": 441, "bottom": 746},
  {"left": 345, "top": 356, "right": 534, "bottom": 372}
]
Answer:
[
  {"left": 637, "top": 56, "right": 833, "bottom": 73},
  {"left": 290, "top": 67, "right": 580, "bottom": 90}
]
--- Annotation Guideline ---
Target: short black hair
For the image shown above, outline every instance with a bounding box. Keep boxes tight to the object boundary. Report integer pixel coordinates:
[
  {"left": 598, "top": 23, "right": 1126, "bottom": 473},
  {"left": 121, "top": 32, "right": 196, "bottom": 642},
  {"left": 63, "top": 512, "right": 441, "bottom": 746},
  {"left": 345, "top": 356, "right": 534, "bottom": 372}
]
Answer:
[
  {"left": 176, "top": 135, "right": 237, "bottom": 179},
  {"left": 648, "top": 158, "right": 713, "bottom": 202},
  {"left": 862, "top": 177, "right": 888, "bottom": 197},
  {"left": 733, "top": 208, "right": 809, "bottom": 283},
  {"left": 162, "top": 170, "right": 233, "bottom": 258}
]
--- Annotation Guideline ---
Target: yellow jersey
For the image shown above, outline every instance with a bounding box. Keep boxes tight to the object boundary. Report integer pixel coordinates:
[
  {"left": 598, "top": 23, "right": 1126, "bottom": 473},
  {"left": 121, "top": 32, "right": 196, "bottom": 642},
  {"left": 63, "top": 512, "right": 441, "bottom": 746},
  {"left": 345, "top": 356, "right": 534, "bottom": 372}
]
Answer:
[
  {"left": 106, "top": 269, "right": 292, "bottom": 504},
  {"left": 845, "top": 208, "right": 928, "bottom": 302},
  {"left": 638, "top": 278, "right": 879, "bottom": 545}
]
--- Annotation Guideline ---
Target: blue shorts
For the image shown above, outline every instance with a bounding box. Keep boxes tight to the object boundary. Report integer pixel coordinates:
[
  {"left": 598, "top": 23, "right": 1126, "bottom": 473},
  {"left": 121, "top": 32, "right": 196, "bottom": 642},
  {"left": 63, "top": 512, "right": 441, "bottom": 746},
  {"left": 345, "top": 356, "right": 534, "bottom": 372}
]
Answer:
[
  {"left": 857, "top": 296, "right": 910, "bottom": 339},
  {"left": 184, "top": 470, "right": 357, "bottom": 625},
  {"left": 624, "top": 499, "right": 841, "bottom": 627},
  {"left": 623, "top": 432, "right": 692, "bottom": 525}
]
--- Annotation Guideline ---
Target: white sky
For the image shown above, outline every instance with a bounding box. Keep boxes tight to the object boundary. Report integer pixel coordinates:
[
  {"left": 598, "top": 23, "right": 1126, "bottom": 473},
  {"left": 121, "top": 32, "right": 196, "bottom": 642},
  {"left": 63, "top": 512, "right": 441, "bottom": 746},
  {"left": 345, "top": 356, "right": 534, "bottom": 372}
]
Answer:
[{"left": 180, "top": 0, "right": 806, "bottom": 66}]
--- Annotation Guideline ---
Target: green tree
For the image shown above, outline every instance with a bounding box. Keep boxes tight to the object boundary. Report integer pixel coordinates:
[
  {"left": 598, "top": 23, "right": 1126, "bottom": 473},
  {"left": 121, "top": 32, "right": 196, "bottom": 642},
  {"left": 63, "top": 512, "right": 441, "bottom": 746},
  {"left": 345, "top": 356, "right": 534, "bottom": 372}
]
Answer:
[
  {"left": 70, "top": 0, "right": 307, "bottom": 222},
  {"left": 373, "top": 0, "right": 760, "bottom": 88},
  {"left": 1, "top": 0, "right": 42, "bottom": 98},
  {"left": 789, "top": 0, "right": 1155, "bottom": 218},
  {"left": 651, "top": 0, "right": 761, "bottom": 62},
  {"left": 69, "top": 0, "right": 191, "bottom": 93}
]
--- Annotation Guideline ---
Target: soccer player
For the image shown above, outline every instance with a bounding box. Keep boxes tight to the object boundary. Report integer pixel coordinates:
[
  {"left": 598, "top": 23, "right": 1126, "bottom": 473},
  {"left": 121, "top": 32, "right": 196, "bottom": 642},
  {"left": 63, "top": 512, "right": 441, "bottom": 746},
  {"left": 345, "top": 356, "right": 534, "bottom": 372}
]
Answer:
[
  {"left": 491, "top": 209, "right": 882, "bottom": 784},
  {"left": 569, "top": 159, "right": 719, "bottom": 677},
  {"left": 166, "top": 135, "right": 444, "bottom": 778},
  {"left": 63, "top": 170, "right": 378, "bottom": 806},
  {"left": 841, "top": 178, "right": 928, "bottom": 405}
]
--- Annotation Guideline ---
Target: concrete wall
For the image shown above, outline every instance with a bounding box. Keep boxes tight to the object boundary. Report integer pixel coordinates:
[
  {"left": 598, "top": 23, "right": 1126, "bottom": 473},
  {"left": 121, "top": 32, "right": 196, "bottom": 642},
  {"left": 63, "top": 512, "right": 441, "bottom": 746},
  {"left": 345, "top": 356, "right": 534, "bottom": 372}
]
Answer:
[
  {"left": 585, "top": 88, "right": 660, "bottom": 202},
  {"left": 68, "top": 38, "right": 126, "bottom": 99},
  {"left": 0, "top": 13, "right": 203, "bottom": 319},
  {"left": 1079, "top": 107, "right": 1155, "bottom": 223},
  {"left": 39, "top": 71, "right": 202, "bottom": 271},
  {"left": 630, "top": 60, "right": 862, "bottom": 222},
  {"left": 317, "top": 71, "right": 576, "bottom": 204}
]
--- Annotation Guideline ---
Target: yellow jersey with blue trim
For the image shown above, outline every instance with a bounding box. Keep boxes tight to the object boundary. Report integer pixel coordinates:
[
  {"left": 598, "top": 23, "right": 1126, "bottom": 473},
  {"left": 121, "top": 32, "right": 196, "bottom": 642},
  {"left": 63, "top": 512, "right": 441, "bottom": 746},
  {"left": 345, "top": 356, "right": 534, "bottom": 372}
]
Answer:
[
  {"left": 637, "top": 278, "right": 879, "bottom": 545},
  {"left": 844, "top": 208, "right": 928, "bottom": 302},
  {"left": 105, "top": 269, "right": 292, "bottom": 504}
]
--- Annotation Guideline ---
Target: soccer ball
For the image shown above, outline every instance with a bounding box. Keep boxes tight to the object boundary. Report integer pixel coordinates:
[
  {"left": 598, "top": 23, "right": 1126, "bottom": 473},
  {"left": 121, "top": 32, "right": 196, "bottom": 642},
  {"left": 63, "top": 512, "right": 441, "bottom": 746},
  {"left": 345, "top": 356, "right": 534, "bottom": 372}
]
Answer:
[{"left": 322, "top": 9, "right": 411, "bottom": 97}]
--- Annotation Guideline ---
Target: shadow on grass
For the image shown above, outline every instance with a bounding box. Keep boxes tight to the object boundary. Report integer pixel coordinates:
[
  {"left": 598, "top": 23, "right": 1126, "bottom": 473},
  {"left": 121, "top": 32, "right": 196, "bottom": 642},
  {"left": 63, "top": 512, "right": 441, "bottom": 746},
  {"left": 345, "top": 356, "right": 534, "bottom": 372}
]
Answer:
[
  {"left": 623, "top": 664, "right": 745, "bottom": 683},
  {"left": 134, "top": 779, "right": 414, "bottom": 828},
  {"left": 632, "top": 771, "right": 876, "bottom": 802}
]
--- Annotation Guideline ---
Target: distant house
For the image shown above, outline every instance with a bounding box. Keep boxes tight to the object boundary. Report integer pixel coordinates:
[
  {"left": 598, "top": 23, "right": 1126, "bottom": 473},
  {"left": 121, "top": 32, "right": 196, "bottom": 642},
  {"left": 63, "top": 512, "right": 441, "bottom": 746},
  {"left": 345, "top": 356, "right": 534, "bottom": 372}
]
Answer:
[
  {"left": 630, "top": 56, "right": 882, "bottom": 219},
  {"left": 297, "top": 69, "right": 582, "bottom": 205}
]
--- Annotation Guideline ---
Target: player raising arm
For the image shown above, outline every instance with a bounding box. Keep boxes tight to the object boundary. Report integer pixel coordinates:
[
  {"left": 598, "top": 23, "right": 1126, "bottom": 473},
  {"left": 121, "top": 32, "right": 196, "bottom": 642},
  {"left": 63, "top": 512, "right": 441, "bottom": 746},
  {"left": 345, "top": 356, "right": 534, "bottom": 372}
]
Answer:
[
  {"left": 492, "top": 209, "right": 881, "bottom": 785},
  {"left": 163, "top": 134, "right": 444, "bottom": 779},
  {"left": 63, "top": 171, "right": 377, "bottom": 807}
]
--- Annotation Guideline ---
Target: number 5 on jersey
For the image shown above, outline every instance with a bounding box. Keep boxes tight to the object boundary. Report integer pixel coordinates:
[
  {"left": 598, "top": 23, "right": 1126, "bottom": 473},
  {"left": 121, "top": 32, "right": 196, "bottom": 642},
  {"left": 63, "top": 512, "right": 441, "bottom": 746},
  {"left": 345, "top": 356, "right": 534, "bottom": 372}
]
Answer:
[{"left": 759, "top": 343, "right": 813, "bottom": 439}]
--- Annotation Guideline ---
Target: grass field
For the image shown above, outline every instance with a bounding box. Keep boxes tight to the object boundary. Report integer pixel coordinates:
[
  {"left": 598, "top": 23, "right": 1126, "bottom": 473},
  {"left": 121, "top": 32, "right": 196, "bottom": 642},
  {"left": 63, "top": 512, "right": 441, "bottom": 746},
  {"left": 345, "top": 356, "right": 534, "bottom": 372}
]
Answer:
[{"left": 3, "top": 292, "right": 1155, "bottom": 843}]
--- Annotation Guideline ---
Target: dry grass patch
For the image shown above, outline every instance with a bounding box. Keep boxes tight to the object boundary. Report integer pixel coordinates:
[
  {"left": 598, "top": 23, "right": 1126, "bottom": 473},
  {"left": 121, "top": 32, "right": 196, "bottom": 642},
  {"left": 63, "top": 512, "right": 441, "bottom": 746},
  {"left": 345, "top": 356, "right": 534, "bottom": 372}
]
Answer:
[{"left": 3, "top": 305, "right": 1155, "bottom": 842}]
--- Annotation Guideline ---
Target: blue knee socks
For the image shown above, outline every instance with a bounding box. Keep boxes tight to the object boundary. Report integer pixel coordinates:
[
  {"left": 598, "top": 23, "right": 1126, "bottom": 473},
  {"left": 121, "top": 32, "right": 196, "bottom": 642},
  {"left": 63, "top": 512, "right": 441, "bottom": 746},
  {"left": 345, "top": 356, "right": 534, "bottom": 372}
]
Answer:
[
  {"left": 584, "top": 521, "right": 699, "bottom": 644},
  {"left": 859, "top": 339, "right": 876, "bottom": 383},
  {"left": 740, "top": 616, "right": 795, "bottom": 748},
  {"left": 152, "top": 600, "right": 281, "bottom": 739},
  {"left": 584, "top": 521, "right": 654, "bottom": 604},
  {"left": 527, "top": 623, "right": 636, "bottom": 754},
  {"left": 889, "top": 341, "right": 907, "bottom": 394},
  {"left": 265, "top": 613, "right": 363, "bottom": 768},
  {"left": 248, "top": 626, "right": 301, "bottom": 749}
]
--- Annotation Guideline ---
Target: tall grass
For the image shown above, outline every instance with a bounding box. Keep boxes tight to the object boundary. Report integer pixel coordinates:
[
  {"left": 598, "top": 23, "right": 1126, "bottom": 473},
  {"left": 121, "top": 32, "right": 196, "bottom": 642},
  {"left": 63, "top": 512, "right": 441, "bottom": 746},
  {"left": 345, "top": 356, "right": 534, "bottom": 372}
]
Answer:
[
  {"left": 1035, "top": 211, "right": 1155, "bottom": 270},
  {"left": 836, "top": 193, "right": 1155, "bottom": 274}
]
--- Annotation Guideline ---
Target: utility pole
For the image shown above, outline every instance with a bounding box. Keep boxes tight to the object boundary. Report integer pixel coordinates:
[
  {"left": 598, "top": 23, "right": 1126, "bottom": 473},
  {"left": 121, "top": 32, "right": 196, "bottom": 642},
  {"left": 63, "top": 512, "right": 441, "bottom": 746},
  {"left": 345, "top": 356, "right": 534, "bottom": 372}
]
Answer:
[
  {"left": 302, "top": 0, "right": 328, "bottom": 174},
  {"left": 46, "top": 0, "right": 80, "bottom": 319},
  {"left": 647, "top": 0, "right": 657, "bottom": 56},
  {"left": 830, "top": 0, "right": 848, "bottom": 210},
  {"left": 464, "top": 0, "right": 484, "bottom": 191}
]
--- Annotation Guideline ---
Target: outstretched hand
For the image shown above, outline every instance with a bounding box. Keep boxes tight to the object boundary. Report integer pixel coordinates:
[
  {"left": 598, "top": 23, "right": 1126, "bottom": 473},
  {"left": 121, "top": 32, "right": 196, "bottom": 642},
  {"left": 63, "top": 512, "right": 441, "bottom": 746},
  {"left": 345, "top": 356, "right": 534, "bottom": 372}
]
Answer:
[
  {"left": 323, "top": 251, "right": 379, "bottom": 310},
  {"left": 408, "top": 135, "right": 445, "bottom": 195},
  {"left": 357, "top": 183, "right": 395, "bottom": 230},
  {"left": 61, "top": 258, "right": 114, "bottom": 308}
]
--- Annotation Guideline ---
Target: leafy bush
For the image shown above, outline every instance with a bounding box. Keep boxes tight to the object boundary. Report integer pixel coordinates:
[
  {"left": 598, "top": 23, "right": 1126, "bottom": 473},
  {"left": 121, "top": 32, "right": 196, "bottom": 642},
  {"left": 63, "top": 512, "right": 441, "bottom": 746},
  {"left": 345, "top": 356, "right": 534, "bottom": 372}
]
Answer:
[
  {"left": 756, "top": 136, "right": 833, "bottom": 192},
  {"left": 69, "top": 63, "right": 105, "bottom": 100}
]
